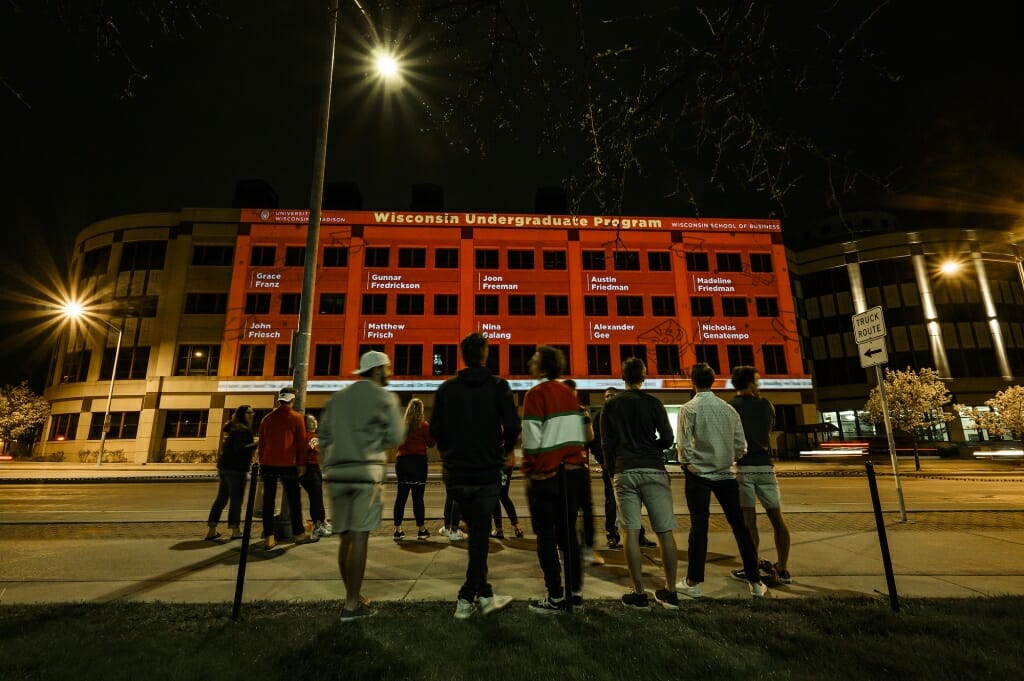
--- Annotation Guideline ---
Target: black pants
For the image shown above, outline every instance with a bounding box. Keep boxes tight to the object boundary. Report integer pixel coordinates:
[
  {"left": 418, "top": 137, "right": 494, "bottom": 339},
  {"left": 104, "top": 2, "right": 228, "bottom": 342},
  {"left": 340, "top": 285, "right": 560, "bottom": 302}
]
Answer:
[
  {"left": 601, "top": 467, "right": 618, "bottom": 535},
  {"left": 581, "top": 470, "right": 595, "bottom": 547},
  {"left": 492, "top": 466, "right": 519, "bottom": 529},
  {"left": 207, "top": 468, "right": 247, "bottom": 527},
  {"left": 447, "top": 481, "right": 502, "bottom": 601},
  {"left": 260, "top": 465, "right": 304, "bottom": 537},
  {"left": 443, "top": 493, "right": 461, "bottom": 529},
  {"left": 393, "top": 455, "right": 428, "bottom": 526},
  {"left": 683, "top": 469, "right": 759, "bottom": 584},
  {"left": 527, "top": 468, "right": 586, "bottom": 598},
  {"left": 298, "top": 463, "right": 326, "bottom": 524}
]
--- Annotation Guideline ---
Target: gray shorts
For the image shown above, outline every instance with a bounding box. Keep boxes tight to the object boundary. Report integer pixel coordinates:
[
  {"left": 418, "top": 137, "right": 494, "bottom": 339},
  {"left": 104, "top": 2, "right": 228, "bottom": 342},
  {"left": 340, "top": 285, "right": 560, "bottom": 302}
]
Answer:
[
  {"left": 736, "top": 466, "right": 782, "bottom": 510},
  {"left": 326, "top": 481, "right": 383, "bottom": 533},
  {"left": 612, "top": 468, "right": 676, "bottom": 534}
]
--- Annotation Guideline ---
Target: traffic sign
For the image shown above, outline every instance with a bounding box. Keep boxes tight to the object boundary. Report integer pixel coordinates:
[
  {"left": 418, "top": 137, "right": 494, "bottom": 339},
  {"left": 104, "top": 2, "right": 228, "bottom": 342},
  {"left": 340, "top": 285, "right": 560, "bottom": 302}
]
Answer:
[
  {"left": 852, "top": 306, "right": 886, "bottom": 344},
  {"left": 859, "top": 338, "right": 889, "bottom": 368}
]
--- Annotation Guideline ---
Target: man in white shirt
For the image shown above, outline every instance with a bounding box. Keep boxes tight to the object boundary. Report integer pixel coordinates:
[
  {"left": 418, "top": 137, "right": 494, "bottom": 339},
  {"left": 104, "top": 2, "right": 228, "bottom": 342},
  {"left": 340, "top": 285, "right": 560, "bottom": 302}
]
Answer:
[{"left": 676, "top": 363, "right": 768, "bottom": 599}]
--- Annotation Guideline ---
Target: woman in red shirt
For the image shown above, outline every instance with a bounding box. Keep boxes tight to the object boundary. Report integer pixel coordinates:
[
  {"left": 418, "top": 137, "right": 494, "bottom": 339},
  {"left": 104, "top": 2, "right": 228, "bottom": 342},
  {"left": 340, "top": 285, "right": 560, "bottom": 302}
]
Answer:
[{"left": 393, "top": 398, "right": 435, "bottom": 541}]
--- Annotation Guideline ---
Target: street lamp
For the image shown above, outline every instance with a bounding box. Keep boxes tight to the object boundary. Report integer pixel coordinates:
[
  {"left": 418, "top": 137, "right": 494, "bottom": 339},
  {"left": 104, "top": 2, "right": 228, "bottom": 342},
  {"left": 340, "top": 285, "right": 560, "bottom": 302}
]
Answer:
[{"left": 61, "top": 302, "right": 123, "bottom": 467}]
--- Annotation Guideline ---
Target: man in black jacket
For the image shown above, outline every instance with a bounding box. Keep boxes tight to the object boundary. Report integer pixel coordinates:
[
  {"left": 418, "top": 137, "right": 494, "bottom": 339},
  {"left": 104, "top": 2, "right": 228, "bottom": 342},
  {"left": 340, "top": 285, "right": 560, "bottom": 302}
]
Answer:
[{"left": 431, "top": 332, "right": 521, "bottom": 619}]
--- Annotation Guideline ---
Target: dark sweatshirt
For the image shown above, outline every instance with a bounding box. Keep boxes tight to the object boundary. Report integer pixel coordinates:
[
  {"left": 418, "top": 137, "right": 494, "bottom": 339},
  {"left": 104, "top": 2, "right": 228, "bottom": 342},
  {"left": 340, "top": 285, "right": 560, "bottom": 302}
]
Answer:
[
  {"left": 600, "top": 388, "right": 674, "bottom": 474},
  {"left": 430, "top": 366, "right": 521, "bottom": 485}
]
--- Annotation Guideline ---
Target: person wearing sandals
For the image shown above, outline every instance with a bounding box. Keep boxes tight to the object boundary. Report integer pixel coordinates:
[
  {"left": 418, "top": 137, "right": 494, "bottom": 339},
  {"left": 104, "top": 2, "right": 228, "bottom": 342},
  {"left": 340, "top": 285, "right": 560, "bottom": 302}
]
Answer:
[
  {"left": 491, "top": 448, "right": 524, "bottom": 540},
  {"left": 393, "top": 398, "right": 434, "bottom": 542},
  {"left": 299, "top": 414, "right": 333, "bottom": 538},
  {"left": 205, "top": 405, "right": 257, "bottom": 541}
]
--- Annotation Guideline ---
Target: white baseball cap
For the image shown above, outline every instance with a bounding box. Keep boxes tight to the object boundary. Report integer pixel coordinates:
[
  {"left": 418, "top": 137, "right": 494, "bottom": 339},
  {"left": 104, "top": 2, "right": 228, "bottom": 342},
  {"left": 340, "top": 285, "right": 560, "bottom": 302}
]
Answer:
[
  {"left": 353, "top": 350, "right": 391, "bottom": 375},
  {"left": 278, "top": 387, "right": 296, "bottom": 402}
]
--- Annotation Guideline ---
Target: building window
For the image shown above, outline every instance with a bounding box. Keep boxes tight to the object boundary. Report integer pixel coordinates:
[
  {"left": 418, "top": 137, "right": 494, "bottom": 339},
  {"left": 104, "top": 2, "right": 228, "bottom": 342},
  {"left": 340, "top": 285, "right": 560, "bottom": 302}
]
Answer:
[
  {"left": 285, "top": 246, "right": 306, "bottom": 266},
  {"left": 613, "top": 251, "right": 641, "bottom": 271},
  {"left": 192, "top": 245, "right": 233, "bottom": 266},
  {"left": 586, "top": 345, "right": 612, "bottom": 375},
  {"left": 695, "top": 345, "right": 720, "bottom": 374},
  {"left": 359, "top": 343, "right": 386, "bottom": 357},
  {"left": 396, "top": 294, "right": 425, "bottom": 315},
  {"left": 250, "top": 246, "right": 275, "bottom": 267},
  {"left": 175, "top": 345, "right": 220, "bottom": 376},
  {"left": 398, "top": 248, "right": 427, "bottom": 268},
  {"left": 81, "top": 246, "right": 111, "bottom": 278},
  {"left": 553, "top": 344, "right": 571, "bottom": 372},
  {"left": 651, "top": 296, "right": 676, "bottom": 316},
  {"left": 509, "top": 295, "right": 536, "bottom": 315},
  {"left": 716, "top": 253, "right": 743, "bottom": 272},
  {"left": 323, "top": 246, "right": 348, "bottom": 267},
  {"left": 362, "top": 294, "right": 387, "bottom": 315},
  {"left": 750, "top": 253, "right": 773, "bottom": 272},
  {"left": 237, "top": 345, "right": 266, "bottom": 376},
  {"left": 755, "top": 297, "right": 779, "bottom": 317},
  {"left": 722, "top": 297, "right": 749, "bottom": 317},
  {"left": 119, "top": 241, "right": 166, "bottom": 271},
  {"left": 434, "top": 294, "right": 458, "bottom": 315},
  {"left": 543, "top": 250, "right": 567, "bottom": 270},
  {"left": 485, "top": 345, "right": 500, "bottom": 375},
  {"left": 435, "top": 248, "right": 459, "bottom": 268},
  {"left": 88, "top": 411, "right": 140, "bottom": 440},
  {"left": 690, "top": 297, "right": 714, "bottom": 317},
  {"left": 61, "top": 350, "right": 91, "bottom": 383},
  {"left": 585, "top": 296, "right": 609, "bottom": 316},
  {"left": 582, "top": 250, "right": 606, "bottom": 270},
  {"left": 509, "top": 345, "right": 534, "bottom": 375},
  {"left": 163, "top": 410, "right": 208, "bottom": 438},
  {"left": 279, "top": 293, "right": 301, "bottom": 315},
  {"left": 432, "top": 344, "right": 458, "bottom": 375},
  {"left": 274, "top": 344, "right": 292, "bottom": 376},
  {"left": 394, "top": 344, "right": 423, "bottom": 375},
  {"left": 685, "top": 252, "right": 709, "bottom": 272},
  {"left": 508, "top": 249, "right": 535, "bottom": 269},
  {"left": 319, "top": 293, "right": 345, "bottom": 315},
  {"left": 100, "top": 346, "right": 149, "bottom": 380},
  {"left": 49, "top": 413, "right": 79, "bottom": 441},
  {"left": 476, "top": 295, "right": 499, "bottom": 315},
  {"left": 184, "top": 293, "right": 228, "bottom": 314},
  {"left": 314, "top": 344, "right": 342, "bottom": 376},
  {"left": 475, "top": 249, "right": 499, "bottom": 269},
  {"left": 245, "top": 293, "right": 271, "bottom": 314},
  {"left": 545, "top": 295, "right": 569, "bottom": 316},
  {"left": 616, "top": 296, "right": 644, "bottom": 316},
  {"left": 619, "top": 345, "right": 647, "bottom": 366},
  {"left": 762, "top": 345, "right": 788, "bottom": 374},
  {"left": 656, "top": 345, "right": 681, "bottom": 375},
  {"left": 727, "top": 345, "right": 755, "bottom": 372},
  {"left": 648, "top": 252, "right": 672, "bottom": 272},
  {"left": 364, "top": 247, "right": 390, "bottom": 267}
]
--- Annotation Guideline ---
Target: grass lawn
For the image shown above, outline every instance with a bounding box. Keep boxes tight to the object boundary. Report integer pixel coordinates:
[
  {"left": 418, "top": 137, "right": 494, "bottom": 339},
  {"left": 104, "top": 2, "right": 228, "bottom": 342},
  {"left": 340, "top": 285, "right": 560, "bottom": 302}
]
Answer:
[{"left": 2, "top": 597, "right": 1021, "bottom": 680}]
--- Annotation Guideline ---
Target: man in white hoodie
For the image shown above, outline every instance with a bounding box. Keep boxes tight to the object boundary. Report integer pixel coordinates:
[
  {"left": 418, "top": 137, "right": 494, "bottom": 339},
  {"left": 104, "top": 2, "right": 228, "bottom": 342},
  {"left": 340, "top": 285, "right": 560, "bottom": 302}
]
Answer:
[{"left": 319, "top": 351, "right": 405, "bottom": 622}]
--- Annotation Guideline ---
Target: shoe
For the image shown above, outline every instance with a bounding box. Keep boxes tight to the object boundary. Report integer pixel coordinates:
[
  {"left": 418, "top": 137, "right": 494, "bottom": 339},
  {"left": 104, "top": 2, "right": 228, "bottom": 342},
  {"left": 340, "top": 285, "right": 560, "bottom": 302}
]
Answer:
[
  {"left": 513, "top": 525, "right": 525, "bottom": 538},
  {"left": 448, "top": 529, "right": 466, "bottom": 542},
  {"left": 314, "top": 522, "right": 333, "bottom": 537},
  {"left": 204, "top": 530, "right": 221, "bottom": 541},
  {"left": 437, "top": 526, "right": 449, "bottom": 536},
  {"left": 264, "top": 534, "right": 277, "bottom": 550},
  {"left": 570, "top": 592, "right": 584, "bottom": 612},
  {"left": 775, "top": 566, "right": 792, "bottom": 584},
  {"left": 638, "top": 536, "right": 658, "bottom": 548},
  {"left": 676, "top": 581, "right": 703, "bottom": 599},
  {"left": 454, "top": 598, "right": 476, "bottom": 620},
  {"left": 417, "top": 528, "right": 431, "bottom": 540},
  {"left": 491, "top": 529, "right": 505, "bottom": 539},
  {"left": 339, "top": 604, "right": 376, "bottom": 623},
  {"left": 621, "top": 591, "right": 651, "bottom": 611},
  {"left": 478, "top": 594, "right": 513, "bottom": 616},
  {"left": 730, "top": 568, "right": 748, "bottom": 582},
  {"left": 654, "top": 588, "right": 680, "bottom": 609},
  {"left": 749, "top": 581, "right": 770, "bottom": 598},
  {"left": 606, "top": 534, "right": 621, "bottom": 549},
  {"left": 393, "top": 530, "right": 405, "bottom": 542},
  {"left": 229, "top": 528, "right": 243, "bottom": 540},
  {"left": 582, "top": 547, "right": 605, "bottom": 566},
  {"left": 528, "top": 596, "right": 567, "bottom": 615},
  {"left": 293, "top": 532, "right": 319, "bottom": 544}
]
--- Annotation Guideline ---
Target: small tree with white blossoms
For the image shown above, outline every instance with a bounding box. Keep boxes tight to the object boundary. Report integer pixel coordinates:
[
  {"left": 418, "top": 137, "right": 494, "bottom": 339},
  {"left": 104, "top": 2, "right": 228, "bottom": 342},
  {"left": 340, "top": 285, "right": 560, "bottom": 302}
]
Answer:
[
  {"left": 0, "top": 381, "right": 51, "bottom": 455},
  {"left": 957, "top": 386, "right": 1024, "bottom": 442},
  {"left": 863, "top": 367, "right": 954, "bottom": 471}
]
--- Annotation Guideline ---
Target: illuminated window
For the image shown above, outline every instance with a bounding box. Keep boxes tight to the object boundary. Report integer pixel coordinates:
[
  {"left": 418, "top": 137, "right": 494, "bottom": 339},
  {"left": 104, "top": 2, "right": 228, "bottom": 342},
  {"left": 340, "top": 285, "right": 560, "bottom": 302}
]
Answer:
[
  {"left": 245, "top": 293, "right": 271, "bottom": 314},
  {"left": 88, "top": 411, "right": 140, "bottom": 440},
  {"left": 398, "top": 248, "right": 427, "bottom": 268},
  {"left": 192, "top": 245, "right": 232, "bottom": 266},
  {"left": 432, "top": 344, "right": 458, "bottom": 375},
  {"left": 545, "top": 295, "right": 569, "bottom": 316},
  {"left": 396, "top": 294, "right": 424, "bottom": 315},
  {"left": 584, "top": 296, "right": 609, "bottom": 316},
  {"left": 394, "top": 345, "right": 423, "bottom": 375},
  {"left": 280, "top": 293, "right": 301, "bottom": 315},
  {"left": 722, "top": 297, "right": 748, "bottom": 316},
  {"left": 435, "top": 248, "right": 459, "bottom": 268},
  {"left": 685, "top": 252, "right": 709, "bottom": 272},
  {"left": 362, "top": 294, "right": 387, "bottom": 315},
  {"left": 755, "top": 297, "right": 779, "bottom": 317},
  {"left": 323, "top": 247, "right": 348, "bottom": 267},
  {"left": 508, "top": 250, "right": 535, "bottom": 269},
  {"left": 651, "top": 296, "right": 675, "bottom": 316},
  {"left": 543, "top": 251, "right": 567, "bottom": 270},
  {"left": 364, "top": 247, "right": 390, "bottom": 267},
  {"left": 750, "top": 253, "right": 773, "bottom": 272},
  {"left": 762, "top": 345, "right": 787, "bottom": 374},
  {"left": 314, "top": 344, "right": 342, "bottom": 376},
  {"left": 695, "top": 345, "right": 720, "bottom": 374},
  {"left": 613, "top": 251, "right": 641, "bottom": 271},
  {"left": 727, "top": 345, "right": 755, "bottom": 371},
  {"left": 49, "top": 413, "right": 79, "bottom": 441},
  {"left": 475, "top": 295, "right": 499, "bottom": 315},
  {"left": 616, "top": 296, "right": 644, "bottom": 316},
  {"left": 237, "top": 345, "right": 265, "bottom": 376},
  {"left": 648, "top": 252, "right": 672, "bottom": 271},
  {"left": 586, "top": 345, "right": 612, "bottom": 375},
  {"left": 433, "top": 294, "right": 458, "bottom": 315},
  {"left": 716, "top": 253, "right": 743, "bottom": 272},
  {"left": 582, "top": 250, "right": 606, "bottom": 270},
  {"left": 690, "top": 297, "right": 714, "bottom": 316},
  {"left": 163, "top": 410, "right": 208, "bottom": 438},
  {"left": 509, "top": 295, "right": 536, "bottom": 315},
  {"left": 475, "top": 249, "right": 499, "bottom": 269},
  {"left": 250, "top": 246, "right": 275, "bottom": 266},
  {"left": 319, "top": 293, "right": 345, "bottom": 315},
  {"left": 656, "top": 345, "right": 681, "bottom": 374},
  {"left": 285, "top": 246, "right": 305, "bottom": 266},
  {"left": 174, "top": 345, "right": 220, "bottom": 376},
  {"left": 185, "top": 293, "right": 228, "bottom": 314}
]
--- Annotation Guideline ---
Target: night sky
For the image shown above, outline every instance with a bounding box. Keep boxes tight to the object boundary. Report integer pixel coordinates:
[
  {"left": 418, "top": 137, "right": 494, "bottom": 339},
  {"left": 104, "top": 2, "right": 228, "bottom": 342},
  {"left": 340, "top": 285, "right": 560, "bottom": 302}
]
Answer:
[{"left": 1, "top": 1, "right": 1021, "bottom": 388}]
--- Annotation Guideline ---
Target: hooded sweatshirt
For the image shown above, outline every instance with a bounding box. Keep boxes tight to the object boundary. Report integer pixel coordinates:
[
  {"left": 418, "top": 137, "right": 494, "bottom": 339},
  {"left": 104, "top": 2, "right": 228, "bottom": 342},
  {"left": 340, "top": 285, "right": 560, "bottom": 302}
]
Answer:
[
  {"left": 430, "top": 366, "right": 521, "bottom": 485},
  {"left": 319, "top": 379, "right": 405, "bottom": 483}
]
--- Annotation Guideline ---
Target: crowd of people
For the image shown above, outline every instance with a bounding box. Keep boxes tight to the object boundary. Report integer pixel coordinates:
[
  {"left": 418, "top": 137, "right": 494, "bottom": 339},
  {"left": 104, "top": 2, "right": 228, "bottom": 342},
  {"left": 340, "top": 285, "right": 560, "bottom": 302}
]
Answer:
[{"left": 204, "top": 333, "right": 791, "bottom": 622}]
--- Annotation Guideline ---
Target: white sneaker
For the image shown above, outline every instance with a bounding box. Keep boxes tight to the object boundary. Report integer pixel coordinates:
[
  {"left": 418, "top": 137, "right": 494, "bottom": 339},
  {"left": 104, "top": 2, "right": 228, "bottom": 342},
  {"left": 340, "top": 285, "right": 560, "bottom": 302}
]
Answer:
[
  {"left": 478, "top": 594, "right": 513, "bottom": 616},
  {"left": 314, "top": 522, "right": 333, "bottom": 537},
  {"left": 676, "top": 581, "right": 703, "bottom": 599},
  {"left": 749, "top": 581, "right": 770, "bottom": 598},
  {"left": 438, "top": 526, "right": 450, "bottom": 536},
  {"left": 454, "top": 598, "right": 476, "bottom": 619},
  {"left": 448, "top": 529, "right": 466, "bottom": 542},
  {"left": 582, "top": 547, "right": 605, "bottom": 566}
]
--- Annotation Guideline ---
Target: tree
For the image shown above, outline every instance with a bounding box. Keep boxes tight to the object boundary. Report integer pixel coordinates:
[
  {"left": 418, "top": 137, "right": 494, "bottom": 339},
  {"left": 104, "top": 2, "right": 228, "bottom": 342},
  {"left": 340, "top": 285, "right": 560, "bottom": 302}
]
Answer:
[
  {"left": 958, "top": 386, "right": 1024, "bottom": 442},
  {"left": 863, "top": 367, "right": 954, "bottom": 471},
  {"left": 0, "top": 381, "right": 51, "bottom": 454}
]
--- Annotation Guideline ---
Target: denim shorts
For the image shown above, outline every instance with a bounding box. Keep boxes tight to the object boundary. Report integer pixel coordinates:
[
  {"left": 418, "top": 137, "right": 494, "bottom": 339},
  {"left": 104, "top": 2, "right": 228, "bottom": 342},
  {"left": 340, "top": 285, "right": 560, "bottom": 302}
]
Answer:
[
  {"left": 612, "top": 468, "right": 676, "bottom": 533},
  {"left": 736, "top": 466, "right": 782, "bottom": 509}
]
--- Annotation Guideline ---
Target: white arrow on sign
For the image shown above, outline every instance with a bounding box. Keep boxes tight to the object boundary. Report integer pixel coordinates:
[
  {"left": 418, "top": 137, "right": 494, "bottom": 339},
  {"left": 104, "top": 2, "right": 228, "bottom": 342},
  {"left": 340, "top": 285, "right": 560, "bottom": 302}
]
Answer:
[{"left": 858, "top": 339, "right": 888, "bottom": 368}]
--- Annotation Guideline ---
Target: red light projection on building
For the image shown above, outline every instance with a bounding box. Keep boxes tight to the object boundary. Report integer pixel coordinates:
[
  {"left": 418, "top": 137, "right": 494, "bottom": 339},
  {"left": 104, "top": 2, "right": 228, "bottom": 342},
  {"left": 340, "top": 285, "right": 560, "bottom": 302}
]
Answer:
[{"left": 220, "top": 209, "right": 807, "bottom": 391}]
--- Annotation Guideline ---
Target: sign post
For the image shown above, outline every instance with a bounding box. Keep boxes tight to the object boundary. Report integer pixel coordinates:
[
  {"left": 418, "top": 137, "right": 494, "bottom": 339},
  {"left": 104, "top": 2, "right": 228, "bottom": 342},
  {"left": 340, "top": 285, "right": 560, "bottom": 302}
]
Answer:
[{"left": 852, "top": 306, "right": 906, "bottom": 521}]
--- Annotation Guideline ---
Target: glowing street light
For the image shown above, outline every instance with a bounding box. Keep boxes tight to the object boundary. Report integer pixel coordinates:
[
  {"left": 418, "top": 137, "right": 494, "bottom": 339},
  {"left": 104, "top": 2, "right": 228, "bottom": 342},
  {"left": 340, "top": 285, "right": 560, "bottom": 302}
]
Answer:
[{"left": 61, "top": 301, "right": 122, "bottom": 467}]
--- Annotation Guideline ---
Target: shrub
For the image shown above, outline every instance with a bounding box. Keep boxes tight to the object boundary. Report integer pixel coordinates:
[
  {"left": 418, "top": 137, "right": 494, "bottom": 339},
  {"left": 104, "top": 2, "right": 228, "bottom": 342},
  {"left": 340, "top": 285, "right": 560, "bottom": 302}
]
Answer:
[
  {"left": 77, "top": 450, "right": 128, "bottom": 463},
  {"left": 161, "top": 450, "right": 218, "bottom": 464}
]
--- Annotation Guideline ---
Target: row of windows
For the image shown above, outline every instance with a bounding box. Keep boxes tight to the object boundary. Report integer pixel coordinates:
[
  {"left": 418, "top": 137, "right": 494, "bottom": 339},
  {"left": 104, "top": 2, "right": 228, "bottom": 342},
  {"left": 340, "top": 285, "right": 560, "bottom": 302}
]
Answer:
[
  {"left": 60, "top": 347, "right": 150, "bottom": 383},
  {"left": 49, "top": 410, "right": 209, "bottom": 441}
]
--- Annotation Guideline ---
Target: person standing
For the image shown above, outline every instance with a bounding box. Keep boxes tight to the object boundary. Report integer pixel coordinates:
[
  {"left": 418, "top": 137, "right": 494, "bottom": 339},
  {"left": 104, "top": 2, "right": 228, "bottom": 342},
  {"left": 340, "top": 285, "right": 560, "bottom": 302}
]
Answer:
[
  {"left": 490, "top": 445, "right": 524, "bottom": 539},
  {"left": 299, "top": 413, "right": 333, "bottom": 538},
  {"left": 320, "top": 351, "right": 406, "bottom": 622},
  {"left": 676, "top": 363, "right": 768, "bottom": 599},
  {"left": 205, "top": 405, "right": 257, "bottom": 541},
  {"left": 600, "top": 358, "right": 679, "bottom": 610},
  {"left": 393, "top": 398, "right": 434, "bottom": 542},
  {"left": 431, "top": 332, "right": 520, "bottom": 619},
  {"left": 562, "top": 378, "right": 604, "bottom": 566},
  {"left": 729, "top": 366, "right": 791, "bottom": 584},
  {"left": 257, "top": 388, "right": 318, "bottom": 549},
  {"left": 522, "top": 345, "right": 587, "bottom": 614}
]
